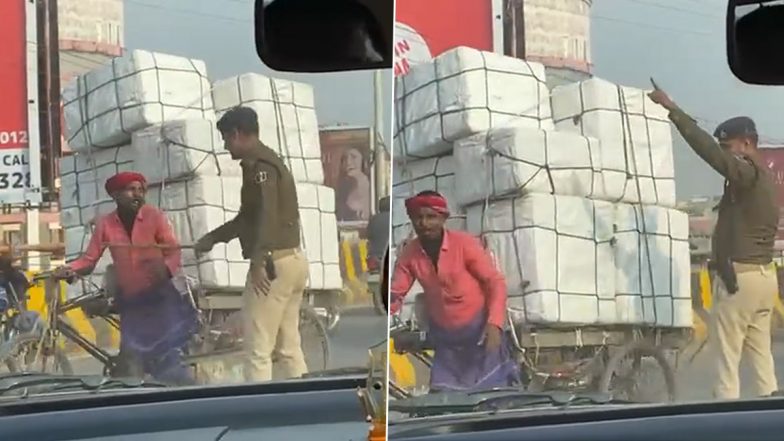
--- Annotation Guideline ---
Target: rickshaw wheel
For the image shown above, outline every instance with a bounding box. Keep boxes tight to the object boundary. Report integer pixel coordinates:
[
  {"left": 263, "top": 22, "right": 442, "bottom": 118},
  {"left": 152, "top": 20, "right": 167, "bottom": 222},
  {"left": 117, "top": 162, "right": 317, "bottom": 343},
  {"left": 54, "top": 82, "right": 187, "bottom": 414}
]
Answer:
[{"left": 596, "top": 340, "right": 677, "bottom": 403}]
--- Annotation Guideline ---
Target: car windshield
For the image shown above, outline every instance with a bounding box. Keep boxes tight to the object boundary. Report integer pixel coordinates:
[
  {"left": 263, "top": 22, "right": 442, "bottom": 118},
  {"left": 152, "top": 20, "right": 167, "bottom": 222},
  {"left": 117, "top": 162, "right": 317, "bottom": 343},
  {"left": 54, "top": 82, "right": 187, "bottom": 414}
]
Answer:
[
  {"left": 389, "top": 0, "right": 784, "bottom": 423},
  {"left": 0, "top": 0, "right": 390, "bottom": 403}
]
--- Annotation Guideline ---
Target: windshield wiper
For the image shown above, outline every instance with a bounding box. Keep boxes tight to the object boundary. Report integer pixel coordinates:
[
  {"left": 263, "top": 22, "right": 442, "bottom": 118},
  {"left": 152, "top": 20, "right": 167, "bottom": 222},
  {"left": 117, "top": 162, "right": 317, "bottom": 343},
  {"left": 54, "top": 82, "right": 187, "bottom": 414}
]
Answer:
[
  {"left": 0, "top": 373, "right": 167, "bottom": 398},
  {"left": 301, "top": 366, "right": 369, "bottom": 378},
  {"left": 389, "top": 389, "right": 637, "bottom": 417}
]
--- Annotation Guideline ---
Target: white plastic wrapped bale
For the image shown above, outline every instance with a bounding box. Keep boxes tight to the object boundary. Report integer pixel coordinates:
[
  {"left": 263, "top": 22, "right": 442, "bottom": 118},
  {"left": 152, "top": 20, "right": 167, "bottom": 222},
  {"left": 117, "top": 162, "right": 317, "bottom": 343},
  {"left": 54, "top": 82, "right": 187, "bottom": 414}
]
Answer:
[
  {"left": 454, "top": 125, "right": 605, "bottom": 207},
  {"left": 394, "top": 46, "right": 553, "bottom": 159},
  {"left": 614, "top": 204, "right": 692, "bottom": 327},
  {"left": 62, "top": 50, "right": 215, "bottom": 151},
  {"left": 147, "top": 176, "right": 246, "bottom": 289},
  {"left": 149, "top": 178, "right": 342, "bottom": 291},
  {"left": 550, "top": 77, "right": 676, "bottom": 206},
  {"left": 211, "top": 73, "right": 324, "bottom": 184},
  {"left": 131, "top": 119, "right": 241, "bottom": 185},
  {"left": 295, "top": 183, "right": 342, "bottom": 290},
  {"left": 466, "top": 194, "right": 617, "bottom": 326},
  {"left": 58, "top": 147, "right": 136, "bottom": 228},
  {"left": 391, "top": 155, "right": 465, "bottom": 246}
]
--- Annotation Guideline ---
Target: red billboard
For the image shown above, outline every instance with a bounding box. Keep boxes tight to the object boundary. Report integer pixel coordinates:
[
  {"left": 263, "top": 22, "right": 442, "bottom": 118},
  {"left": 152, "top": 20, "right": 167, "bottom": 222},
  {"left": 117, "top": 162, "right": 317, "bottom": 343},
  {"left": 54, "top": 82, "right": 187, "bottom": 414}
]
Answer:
[
  {"left": 0, "top": 0, "right": 38, "bottom": 204},
  {"left": 0, "top": 1, "right": 28, "bottom": 151},
  {"left": 394, "top": 0, "right": 496, "bottom": 76},
  {"left": 759, "top": 147, "right": 784, "bottom": 243}
]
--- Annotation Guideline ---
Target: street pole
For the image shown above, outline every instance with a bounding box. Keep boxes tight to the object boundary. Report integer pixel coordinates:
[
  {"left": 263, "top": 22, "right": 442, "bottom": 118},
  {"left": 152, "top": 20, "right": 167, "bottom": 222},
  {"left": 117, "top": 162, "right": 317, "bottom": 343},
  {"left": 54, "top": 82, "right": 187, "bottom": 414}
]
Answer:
[{"left": 372, "top": 69, "right": 388, "bottom": 207}]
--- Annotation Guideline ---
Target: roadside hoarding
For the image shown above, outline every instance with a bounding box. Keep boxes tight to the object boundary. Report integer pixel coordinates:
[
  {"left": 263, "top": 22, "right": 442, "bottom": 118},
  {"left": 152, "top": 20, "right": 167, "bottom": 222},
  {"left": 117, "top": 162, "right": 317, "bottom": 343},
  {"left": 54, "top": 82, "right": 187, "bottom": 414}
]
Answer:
[
  {"left": 394, "top": 0, "right": 499, "bottom": 76},
  {"left": 320, "top": 127, "right": 373, "bottom": 224},
  {"left": 759, "top": 147, "right": 784, "bottom": 246},
  {"left": 0, "top": 0, "right": 42, "bottom": 204}
]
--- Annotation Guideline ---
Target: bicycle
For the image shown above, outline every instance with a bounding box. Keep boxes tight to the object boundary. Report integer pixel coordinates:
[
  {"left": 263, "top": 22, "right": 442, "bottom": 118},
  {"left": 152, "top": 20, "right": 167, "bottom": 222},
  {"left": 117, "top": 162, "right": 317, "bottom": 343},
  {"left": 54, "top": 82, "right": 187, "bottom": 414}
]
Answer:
[
  {"left": 2, "top": 268, "right": 331, "bottom": 382},
  {"left": 388, "top": 298, "right": 680, "bottom": 403}
]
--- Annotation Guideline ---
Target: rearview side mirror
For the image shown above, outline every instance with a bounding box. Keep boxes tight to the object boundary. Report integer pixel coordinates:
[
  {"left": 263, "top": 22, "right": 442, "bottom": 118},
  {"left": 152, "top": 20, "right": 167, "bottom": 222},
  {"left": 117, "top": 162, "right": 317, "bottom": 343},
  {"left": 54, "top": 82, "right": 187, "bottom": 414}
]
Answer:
[
  {"left": 727, "top": 0, "right": 784, "bottom": 85},
  {"left": 255, "top": 0, "right": 393, "bottom": 73}
]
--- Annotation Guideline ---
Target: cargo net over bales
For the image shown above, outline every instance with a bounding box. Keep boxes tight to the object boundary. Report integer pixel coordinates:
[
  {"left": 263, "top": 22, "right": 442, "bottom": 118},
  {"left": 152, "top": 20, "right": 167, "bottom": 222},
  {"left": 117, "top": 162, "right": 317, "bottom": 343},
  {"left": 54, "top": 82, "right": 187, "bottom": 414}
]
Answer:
[
  {"left": 466, "top": 194, "right": 691, "bottom": 328},
  {"left": 62, "top": 50, "right": 215, "bottom": 151},
  {"left": 454, "top": 126, "right": 606, "bottom": 207},
  {"left": 613, "top": 203, "right": 692, "bottom": 328},
  {"left": 212, "top": 73, "right": 324, "bottom": 185},
  {"left": 60, "top": 50, "right": 343, "bottom": 297},
  {"left": 467, "top": 194, "right": 617, "bottom": 326},
  {"left": 393, "top": 47, "right": 554, "bottom": 160},
  {"left": 551, "top": 78, "right": 677, "bottom": 208},
  {"left": 392, "top": 46, "right": 692, "bottom": 330}
]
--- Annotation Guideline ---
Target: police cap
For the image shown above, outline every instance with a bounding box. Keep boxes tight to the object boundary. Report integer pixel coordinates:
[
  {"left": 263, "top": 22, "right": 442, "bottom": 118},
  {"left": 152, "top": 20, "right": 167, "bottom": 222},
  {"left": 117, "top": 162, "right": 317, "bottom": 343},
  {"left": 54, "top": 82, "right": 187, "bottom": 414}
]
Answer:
[{"left": 713, "top": 116, "right": 757, "bottom": 141}]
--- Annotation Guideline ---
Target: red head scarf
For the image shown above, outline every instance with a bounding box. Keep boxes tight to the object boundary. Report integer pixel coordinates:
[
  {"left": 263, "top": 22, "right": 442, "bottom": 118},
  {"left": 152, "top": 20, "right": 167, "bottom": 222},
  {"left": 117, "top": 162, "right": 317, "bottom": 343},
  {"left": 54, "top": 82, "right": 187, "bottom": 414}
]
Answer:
[
  {"left": 404, "top": 192, "right": 450, "bottom": 217},
  {"left": 105, "top": 171, "right": 147, "bottom": 195}
]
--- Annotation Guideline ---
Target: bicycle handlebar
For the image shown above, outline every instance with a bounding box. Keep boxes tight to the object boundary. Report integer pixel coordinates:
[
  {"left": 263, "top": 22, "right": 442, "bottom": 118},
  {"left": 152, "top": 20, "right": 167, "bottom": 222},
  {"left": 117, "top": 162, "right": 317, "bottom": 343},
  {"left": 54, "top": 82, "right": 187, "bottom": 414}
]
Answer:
[{"left": 101, "top": 243, "right": 195, "bottom": 250}]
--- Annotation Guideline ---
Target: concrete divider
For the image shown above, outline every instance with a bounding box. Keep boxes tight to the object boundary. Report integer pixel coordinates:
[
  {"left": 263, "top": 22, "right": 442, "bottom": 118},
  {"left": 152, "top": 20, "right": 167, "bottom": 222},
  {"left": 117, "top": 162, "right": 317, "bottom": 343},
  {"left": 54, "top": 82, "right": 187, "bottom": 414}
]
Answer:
[{"left": 339, "top": 238, "right": 375, "bottom": 307}]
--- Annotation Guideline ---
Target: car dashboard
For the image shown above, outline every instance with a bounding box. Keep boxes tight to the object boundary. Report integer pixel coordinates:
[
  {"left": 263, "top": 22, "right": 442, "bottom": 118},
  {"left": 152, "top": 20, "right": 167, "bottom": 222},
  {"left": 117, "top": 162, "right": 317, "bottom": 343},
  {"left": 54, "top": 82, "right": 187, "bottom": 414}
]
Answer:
[
  {"left": 0, "top": 376, "right": 371, "bottom": 441},
  {"left": 388, "top": 397, "right": 784, "bottom": 441}
]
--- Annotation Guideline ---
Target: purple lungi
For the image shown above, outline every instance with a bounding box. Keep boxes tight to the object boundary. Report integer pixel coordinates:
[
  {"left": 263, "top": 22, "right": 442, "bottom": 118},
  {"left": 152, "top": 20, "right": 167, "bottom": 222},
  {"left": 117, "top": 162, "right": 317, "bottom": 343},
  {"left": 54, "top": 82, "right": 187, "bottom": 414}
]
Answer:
[
  {"left": 115, "top": 279, "right": 198, "bottom": 385},
  {"left": 428, "top": 312, "right": 520, "bottom": 392}
]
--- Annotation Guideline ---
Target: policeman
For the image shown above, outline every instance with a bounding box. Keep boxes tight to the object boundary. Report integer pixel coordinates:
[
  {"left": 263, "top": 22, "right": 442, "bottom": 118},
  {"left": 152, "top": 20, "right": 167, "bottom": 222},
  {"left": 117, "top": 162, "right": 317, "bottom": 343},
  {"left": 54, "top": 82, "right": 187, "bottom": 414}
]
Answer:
[
  {"left": 649, "top": 85, "right": 779, "bottom": 399},
  {"left": 194, "top": 106, "right": 310, "bottom": 382}
]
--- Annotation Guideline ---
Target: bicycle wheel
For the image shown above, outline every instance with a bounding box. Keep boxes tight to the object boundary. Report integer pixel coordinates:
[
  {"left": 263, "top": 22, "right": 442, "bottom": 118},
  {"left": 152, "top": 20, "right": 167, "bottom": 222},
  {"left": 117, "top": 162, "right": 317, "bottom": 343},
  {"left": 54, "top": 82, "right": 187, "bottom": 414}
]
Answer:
[
  {"left": 300, "top": 304, "right": 330, "bottom": 372},
  {"left": 6, "top": 339, "right": 73, "bottom": 375}
]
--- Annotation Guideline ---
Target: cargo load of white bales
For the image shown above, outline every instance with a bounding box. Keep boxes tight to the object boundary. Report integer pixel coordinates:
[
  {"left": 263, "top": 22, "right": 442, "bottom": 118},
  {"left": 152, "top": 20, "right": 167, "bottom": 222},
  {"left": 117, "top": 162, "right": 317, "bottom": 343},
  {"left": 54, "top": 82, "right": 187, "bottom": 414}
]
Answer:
[
  {"left": 392, "top": 46, "right": 691, "bottom": 330},
  {"left": 60, "top": 52, "right": 343, "bottom": 297}
]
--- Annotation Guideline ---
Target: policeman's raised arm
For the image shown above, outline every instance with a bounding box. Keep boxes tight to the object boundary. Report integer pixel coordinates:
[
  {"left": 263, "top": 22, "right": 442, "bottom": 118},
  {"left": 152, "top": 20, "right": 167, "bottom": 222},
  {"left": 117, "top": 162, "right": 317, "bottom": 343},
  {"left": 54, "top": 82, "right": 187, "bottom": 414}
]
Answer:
[
  {"left": 668, "top": 109, "right": 758, "bottom": 187},
  {"left": 648, "top": 84, "right": 758, "bottom": 187}
]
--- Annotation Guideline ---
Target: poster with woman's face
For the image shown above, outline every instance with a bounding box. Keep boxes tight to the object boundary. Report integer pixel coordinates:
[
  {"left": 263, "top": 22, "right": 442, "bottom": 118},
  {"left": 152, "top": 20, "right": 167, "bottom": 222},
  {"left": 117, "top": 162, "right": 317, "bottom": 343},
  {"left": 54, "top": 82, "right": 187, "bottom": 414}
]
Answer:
[{"left": 320, "top": 128, "right": 372, "bottom": 223}]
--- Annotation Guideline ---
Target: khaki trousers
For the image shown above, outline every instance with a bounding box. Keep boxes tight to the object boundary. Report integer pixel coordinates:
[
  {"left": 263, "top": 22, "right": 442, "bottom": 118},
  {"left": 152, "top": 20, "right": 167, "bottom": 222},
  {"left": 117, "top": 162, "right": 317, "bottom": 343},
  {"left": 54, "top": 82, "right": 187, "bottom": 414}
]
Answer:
[
  {"left": 711, "top": 262, "right": 779, "bottom": 399},
  {"left": 242, "top": 248, "right": 310, "bottom": 382}
]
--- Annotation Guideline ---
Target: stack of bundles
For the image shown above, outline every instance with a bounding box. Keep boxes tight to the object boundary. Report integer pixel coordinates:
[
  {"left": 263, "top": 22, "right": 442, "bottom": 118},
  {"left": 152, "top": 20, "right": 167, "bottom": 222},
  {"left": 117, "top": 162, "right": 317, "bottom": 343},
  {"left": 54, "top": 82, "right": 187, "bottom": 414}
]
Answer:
[
  {"left": 394, "top": 46, "right": 691, "bottom": 329},
  {"left": 548, "top": 78, "right": 689, "bottom": 328},
  {"left": 208, "top": 73, "right": 341, "bottom": 291},
  {"left": 391, "top": 46, "right": 553, "bottom": 312},
  {"left": 613, "top": 203, "right": 691, "bottom": 327},
  {"left": 550, "top": 77, "right": 677, "bottom": 207},
  {"left": 391, "top": 46, "right": 552, "bottom": 247},
  {"left": 60, "top": 51, "right": 342, "bottom": 296},
  {"left": 62, "top": 50, "right": 215, "bottom": 152},
  {"left": 211, "top": 73, "right": 324, "bottom": 184}
]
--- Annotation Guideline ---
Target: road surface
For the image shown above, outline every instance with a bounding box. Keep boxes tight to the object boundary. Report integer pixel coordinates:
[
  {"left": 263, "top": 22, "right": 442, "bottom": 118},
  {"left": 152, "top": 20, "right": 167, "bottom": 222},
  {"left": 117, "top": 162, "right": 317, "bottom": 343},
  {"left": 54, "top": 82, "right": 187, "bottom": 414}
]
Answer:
[
  {"left": 69, "top": 307, "right": 387, "bottom": 382},
  {"left": 677, "top": 335, "right": 784, "bottom": 401}
]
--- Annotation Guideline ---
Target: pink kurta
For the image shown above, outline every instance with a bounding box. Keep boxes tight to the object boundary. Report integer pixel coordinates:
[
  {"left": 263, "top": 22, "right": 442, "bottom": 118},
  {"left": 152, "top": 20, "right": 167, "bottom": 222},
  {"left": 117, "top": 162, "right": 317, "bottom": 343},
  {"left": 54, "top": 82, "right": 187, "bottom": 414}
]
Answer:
[
  {"left": 390, "top": 229, "right": 507, "bottom": 330},
  {"left": 69, "top": 205, "right": 181, "bottom": 297}
]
